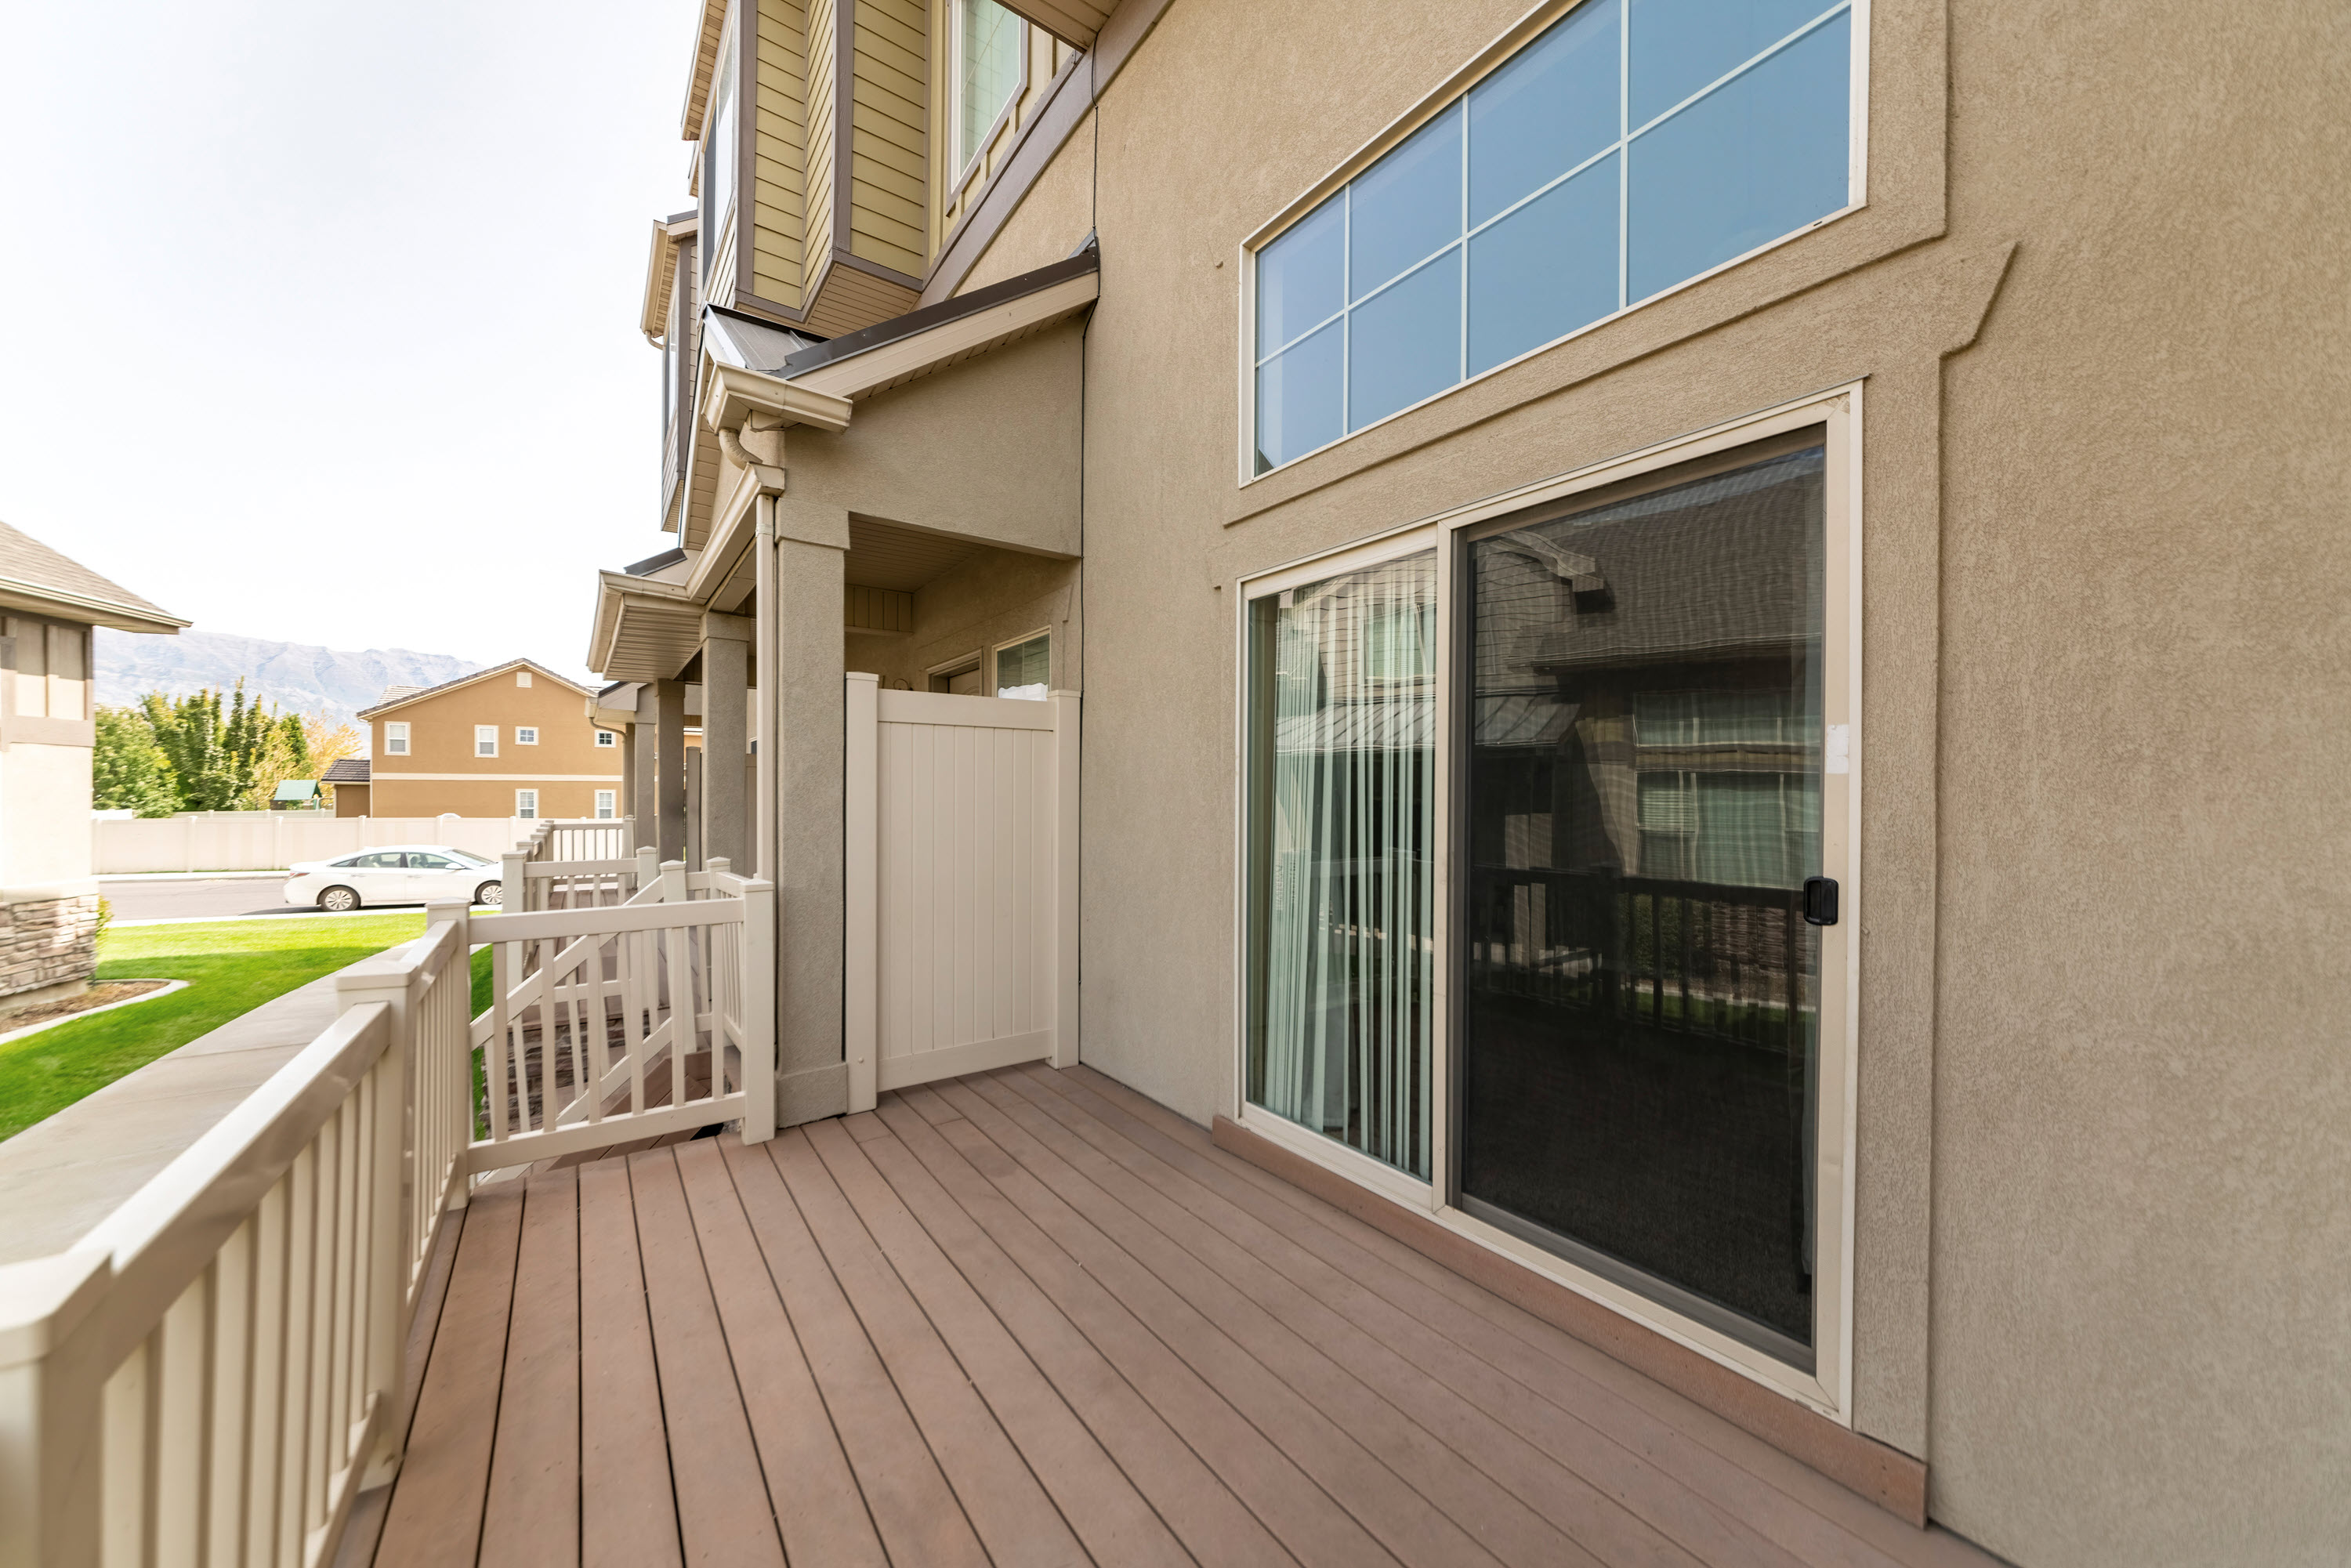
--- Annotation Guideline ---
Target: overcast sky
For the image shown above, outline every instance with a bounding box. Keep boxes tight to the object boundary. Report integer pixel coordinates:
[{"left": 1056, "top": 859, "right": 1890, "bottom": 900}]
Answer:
[{"left": 0, "top": 0, "right": 699, "bottom": 679}]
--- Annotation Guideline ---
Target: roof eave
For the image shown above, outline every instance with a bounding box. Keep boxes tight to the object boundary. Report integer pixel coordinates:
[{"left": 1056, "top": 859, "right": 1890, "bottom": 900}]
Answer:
[{"left": 0, "top": 579, "right": 190, "bottom": 636}]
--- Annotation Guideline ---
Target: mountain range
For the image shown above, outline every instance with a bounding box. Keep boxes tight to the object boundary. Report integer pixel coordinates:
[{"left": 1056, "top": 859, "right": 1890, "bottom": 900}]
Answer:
[{"left": 94, "top": 628, "right": 484, "bottom": 728}]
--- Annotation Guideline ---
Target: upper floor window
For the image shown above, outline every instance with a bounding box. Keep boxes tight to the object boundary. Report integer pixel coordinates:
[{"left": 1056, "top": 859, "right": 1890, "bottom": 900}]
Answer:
[
  {"left": 596, "top": 729, "right": 618, "bottom": 748},
  {"left": 1250, "top": 0, "right": 1857, "bottom": 475},
  {"left": 702, "top": 8, "right": 739, "bottom": 286},
  {"left": 515, "top": 726, "right": 539, "bottom": 746},
  {"left": 476, "top": 725, "right": 498, "bottom": 758},
  {"left": 384, "top": 722, "right": 410, "bottom": 756},
  {"left": 954, "top": 0, "right": 1025, "bottom": 179}
]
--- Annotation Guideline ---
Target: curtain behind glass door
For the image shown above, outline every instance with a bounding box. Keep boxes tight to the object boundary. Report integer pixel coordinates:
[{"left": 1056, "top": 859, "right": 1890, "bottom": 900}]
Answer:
[
  {"left": 1247, "top": 552, "right": 1436, "bottom": 1179},
  {"left": 1462, "top": 444, "right": 1825, "bottom": 1362}
]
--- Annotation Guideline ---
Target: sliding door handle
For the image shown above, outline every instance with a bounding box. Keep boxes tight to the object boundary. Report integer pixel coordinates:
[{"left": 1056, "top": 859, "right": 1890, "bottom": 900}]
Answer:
[{"left": 1802, "top": 877, "right": 1839, "bottom": 926}]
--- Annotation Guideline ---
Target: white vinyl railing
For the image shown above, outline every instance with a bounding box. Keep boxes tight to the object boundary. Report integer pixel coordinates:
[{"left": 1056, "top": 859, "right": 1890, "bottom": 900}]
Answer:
[
  {"left": 0, "top": 856, "right": 773, "bottom": 1565},
  {"left": 502, "top": 842, "right": 651, "bottom": 914},
  {"left": 468, "top": 856, "right": 775, "bottom": 1170},
  {"left": 515, "top": 816, "right": 632, "bottom": 867}
]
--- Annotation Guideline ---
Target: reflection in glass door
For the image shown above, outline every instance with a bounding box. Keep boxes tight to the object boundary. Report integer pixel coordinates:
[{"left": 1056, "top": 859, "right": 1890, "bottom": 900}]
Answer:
[
  {"left": 1247, "top": 551, "right": 1436, "bottom": 1179},
  {"left": 1461, "top": 443, "right": 1826, "bottom": 1364}
]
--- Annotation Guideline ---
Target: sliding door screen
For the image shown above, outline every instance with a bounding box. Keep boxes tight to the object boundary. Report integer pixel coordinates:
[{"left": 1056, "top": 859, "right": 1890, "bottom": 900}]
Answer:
[
  {"left": 1247, "top": 552, "right": 1436, "bottom": 1178},
  {"left": 1462, "top": 440, "right": 1825, "bottom": 1363}
]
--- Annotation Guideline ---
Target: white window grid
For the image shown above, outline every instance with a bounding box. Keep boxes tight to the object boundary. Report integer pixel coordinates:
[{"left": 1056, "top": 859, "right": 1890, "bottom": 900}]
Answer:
[
  {"left": 1247, "top": 0, "right": 1859, "bottom": 476},
  {"left": 516, "top": 789, "right": 538, "bottom": 819},
  {"left": 384, "top": 722, "right": 409, "bottom": 756},
  {"left": 595, "top": 730, "right": 618, "bottom": 748},
  {"left": 595, "top": 790, "right": 617, "bottom": 820},
  {"left": 475, "top": 726, "right": 498, "bottom": 758},
  {"left": 515, "top": 726, "right": 539, "bottom": 745}
]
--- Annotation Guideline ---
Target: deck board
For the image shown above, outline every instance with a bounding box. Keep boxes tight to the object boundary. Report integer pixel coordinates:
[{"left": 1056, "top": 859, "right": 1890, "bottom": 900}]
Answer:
[{"left": 374, "top": 1069, "right": 2002, "bottom": 1568}]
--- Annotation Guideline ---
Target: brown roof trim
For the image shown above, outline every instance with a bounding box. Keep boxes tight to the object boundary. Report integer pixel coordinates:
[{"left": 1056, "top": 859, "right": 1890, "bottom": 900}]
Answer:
[{"left": 781, "top": 244, "right": 1098, "bottom": 378}]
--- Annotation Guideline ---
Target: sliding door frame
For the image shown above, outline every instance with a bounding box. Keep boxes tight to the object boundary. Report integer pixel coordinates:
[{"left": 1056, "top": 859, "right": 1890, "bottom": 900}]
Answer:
[{"left": 1233, "top": 382, "right": 1865, "bottom": 1421}]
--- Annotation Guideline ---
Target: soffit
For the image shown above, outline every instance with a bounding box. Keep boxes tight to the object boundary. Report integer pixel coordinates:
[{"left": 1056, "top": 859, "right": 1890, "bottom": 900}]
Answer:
[
  {"left": 640, "top": 212, "right": 698, "bottom": 340},
  {"left": 679, "top": 0, "right": 730, "bottom": 141},
  {"left": 994, "top": 0, "right": 1110, "bottom": 49},
  {"left": 845, "top": 517, "right": 987, "bottom": 594}
]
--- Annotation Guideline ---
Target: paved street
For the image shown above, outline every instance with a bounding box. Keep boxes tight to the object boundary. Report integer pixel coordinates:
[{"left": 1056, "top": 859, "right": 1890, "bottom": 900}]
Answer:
[{"left": 103, "top": 877, "right": 320, "bottom": 923}]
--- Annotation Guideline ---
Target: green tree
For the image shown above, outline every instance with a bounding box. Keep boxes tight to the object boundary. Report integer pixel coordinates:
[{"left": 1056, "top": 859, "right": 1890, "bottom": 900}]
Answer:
[
  {"left": 92, "top": 706, "right": 179, "bottom": 817},
  {"left": 143, "top": 682, "right": 278, "bottom": 810}
]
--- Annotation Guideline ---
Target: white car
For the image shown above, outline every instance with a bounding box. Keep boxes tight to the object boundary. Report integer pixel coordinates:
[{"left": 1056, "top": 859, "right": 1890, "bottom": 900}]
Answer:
[{"left": 284, "top": 846, "right": 504, "bottom": 913}]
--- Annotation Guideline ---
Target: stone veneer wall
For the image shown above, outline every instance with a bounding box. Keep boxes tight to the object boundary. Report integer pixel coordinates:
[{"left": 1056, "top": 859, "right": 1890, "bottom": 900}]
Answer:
[{"left": 0, "top": 893, "right": 100, "bottom": 1009}]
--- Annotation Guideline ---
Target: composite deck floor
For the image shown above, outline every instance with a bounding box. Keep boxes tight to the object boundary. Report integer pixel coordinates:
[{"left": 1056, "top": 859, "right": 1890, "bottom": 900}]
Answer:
[{"left": 366, "top": 1063, "right": 1995, "bottom": 1568}]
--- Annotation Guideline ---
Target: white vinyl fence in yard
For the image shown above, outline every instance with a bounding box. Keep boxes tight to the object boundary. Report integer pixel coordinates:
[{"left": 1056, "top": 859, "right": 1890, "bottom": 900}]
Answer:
[
  {"left": 0, "top": 856, "right": 772, "bottom": 1565},
  {"left": 92, "top": 814, "right": 569, "bottom": 875}
]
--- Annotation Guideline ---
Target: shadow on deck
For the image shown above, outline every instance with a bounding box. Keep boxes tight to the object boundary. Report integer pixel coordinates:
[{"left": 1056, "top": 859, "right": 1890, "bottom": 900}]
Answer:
[{"left": 344, "top": 1063, "right": 1995, "bottom": 1567}]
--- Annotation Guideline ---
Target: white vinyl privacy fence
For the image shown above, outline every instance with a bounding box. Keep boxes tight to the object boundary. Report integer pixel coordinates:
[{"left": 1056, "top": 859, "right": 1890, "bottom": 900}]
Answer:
[
  {"left": 844, "top": 678, "right": 1080, "bottom": 1109},
  {"left": 92, "top": 814, "right": 573, "bottom": 875},
  {"left": 0, "top": 860, "right": 771, "bottom": 1565}
]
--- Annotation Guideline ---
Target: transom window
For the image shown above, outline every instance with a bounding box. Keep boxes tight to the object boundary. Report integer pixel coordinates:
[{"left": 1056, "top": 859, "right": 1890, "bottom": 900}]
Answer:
[{"left": 1251, "top": 0, "right": 1857, "bottom": 474}]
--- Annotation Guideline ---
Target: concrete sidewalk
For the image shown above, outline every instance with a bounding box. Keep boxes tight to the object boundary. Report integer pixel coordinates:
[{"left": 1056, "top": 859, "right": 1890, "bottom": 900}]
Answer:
[{"left": 0, "top": 969, "right": 353, "bottom": 1266}]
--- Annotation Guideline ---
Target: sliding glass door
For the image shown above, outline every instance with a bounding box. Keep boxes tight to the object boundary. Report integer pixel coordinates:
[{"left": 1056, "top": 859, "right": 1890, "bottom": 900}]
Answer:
[
  {"left": 1245, "top": 550, "right": 1436, "bottom": 1179},
  {"left": 1459, "top": 440, "right": 1828, "bottom": 1365}
]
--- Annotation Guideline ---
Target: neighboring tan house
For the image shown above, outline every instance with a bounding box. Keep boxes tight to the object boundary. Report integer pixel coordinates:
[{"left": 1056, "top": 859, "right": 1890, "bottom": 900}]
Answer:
[
  {"left": 353, "top": 659, "right": 622, "bottom": 820},
  {"left": 546, "top": 2, "right": 2345, "bottom": 1564},
  {"left": 0, "top": 520, "right": 187, "bottom": 1013}
]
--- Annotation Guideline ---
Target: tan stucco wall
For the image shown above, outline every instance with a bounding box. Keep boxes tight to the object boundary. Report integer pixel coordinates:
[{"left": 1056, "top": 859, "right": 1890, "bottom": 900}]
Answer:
[
  {"left": 778, "top": 321, "right": 1087, "bottom": 557},
  {"left": 1921, "top": 4, "right": 2351, "bottom": 1562},
  {"left": 1, "top": 742, "right": 94, "bottom": 885},
  {"left": 364, "top": 669, "right": 621, "bottom": 820},
  {"left": 944, "top": 0, "right": 2351, "bottom": 1561}
]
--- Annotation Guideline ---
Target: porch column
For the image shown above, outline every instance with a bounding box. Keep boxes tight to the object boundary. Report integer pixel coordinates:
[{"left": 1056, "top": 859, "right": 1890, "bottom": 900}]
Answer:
[
  {"left": 699, "top": 613, "right": 752, "bottom": 869},
  {"left": 617, "top": 708, "right": 638, "bottom": 832},
  {"left": 654, "top": 677, "right": 687, "bottom": 863},
  {"left": 631, "top": 690, "right": 657, "bottom": 834},
  {"left": 768, "top": 498, "right": 849, "bottom": 1128}
]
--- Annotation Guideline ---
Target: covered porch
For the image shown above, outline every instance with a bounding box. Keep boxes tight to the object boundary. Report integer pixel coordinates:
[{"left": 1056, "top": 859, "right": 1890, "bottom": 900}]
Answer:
[{"left": 354, "top": 1064, "right": 1994, "bottom": 1568}]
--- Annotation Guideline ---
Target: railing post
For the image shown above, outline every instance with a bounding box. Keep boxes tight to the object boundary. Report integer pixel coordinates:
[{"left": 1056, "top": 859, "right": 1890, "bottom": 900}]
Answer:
[
  {"left": 0, "top": 1249, "right": 114, "bottom": 1568},
  {"left": 1048, "top": 689, "right": 1082, "bottom": 1070},
  {"left": 741, "top": 878, "right": 777, "bottom": 1142},
  {"left": 845, "top": 673, "right": 879, "bottom": 1112},
  {"left": 502, "top": 851, "right": 527, "bottom": 914},
  {"left": 636, "top": 846, "right": 660, "bottom": 901}
]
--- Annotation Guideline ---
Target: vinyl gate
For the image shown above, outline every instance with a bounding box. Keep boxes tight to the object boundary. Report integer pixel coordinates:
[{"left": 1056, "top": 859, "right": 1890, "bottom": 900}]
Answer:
[{"left": 844, "top": 676, "right": 1079, "bottom": 1109}]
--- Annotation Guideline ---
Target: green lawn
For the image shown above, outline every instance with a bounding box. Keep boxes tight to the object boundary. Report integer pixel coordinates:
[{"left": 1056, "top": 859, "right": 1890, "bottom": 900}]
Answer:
[{"left": 0, "top": 914, "right": 429, "bottom": 1143}]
